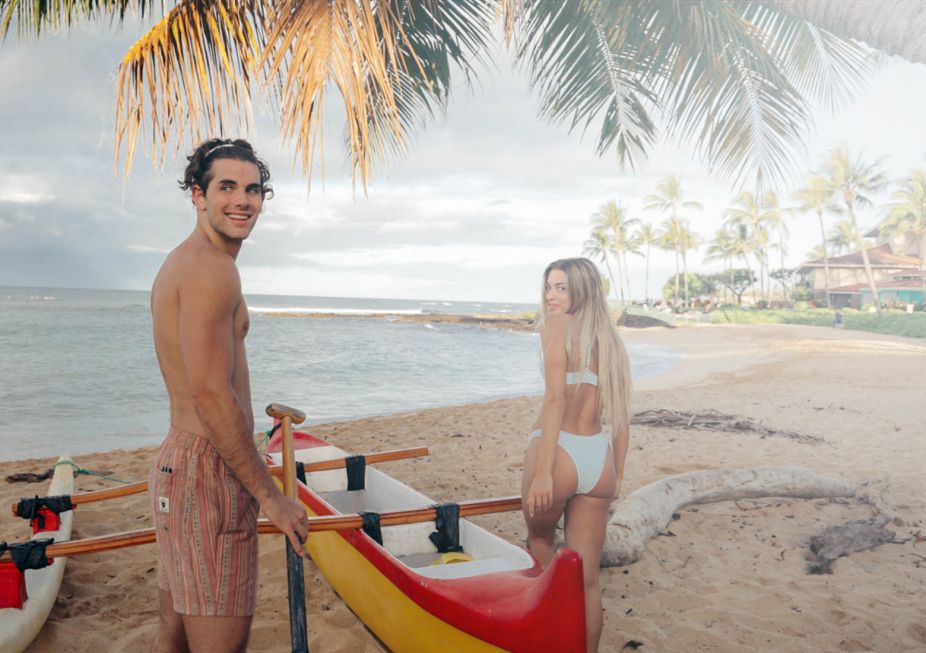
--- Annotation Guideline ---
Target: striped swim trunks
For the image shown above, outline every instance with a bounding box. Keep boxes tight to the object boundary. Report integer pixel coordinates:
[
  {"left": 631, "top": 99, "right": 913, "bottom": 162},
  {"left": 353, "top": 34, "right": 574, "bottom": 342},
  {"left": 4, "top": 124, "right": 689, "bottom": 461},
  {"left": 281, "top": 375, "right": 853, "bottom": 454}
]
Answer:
[{"left": 149, "top": 427, "right": 260, "bottom": 616}]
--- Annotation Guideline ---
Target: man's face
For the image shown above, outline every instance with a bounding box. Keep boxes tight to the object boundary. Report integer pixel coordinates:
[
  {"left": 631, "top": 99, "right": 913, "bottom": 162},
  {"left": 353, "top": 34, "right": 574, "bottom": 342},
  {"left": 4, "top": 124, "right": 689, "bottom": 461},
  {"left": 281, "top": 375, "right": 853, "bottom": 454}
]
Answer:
[{"left": 192, "top": 158, "right": 264, "bottom": 245}]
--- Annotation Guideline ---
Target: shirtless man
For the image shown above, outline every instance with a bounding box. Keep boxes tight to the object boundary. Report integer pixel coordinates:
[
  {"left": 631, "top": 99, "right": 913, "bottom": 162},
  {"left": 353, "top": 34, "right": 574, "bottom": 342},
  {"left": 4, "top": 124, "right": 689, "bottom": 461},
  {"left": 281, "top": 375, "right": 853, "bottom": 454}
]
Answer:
[{"left": 149, "top": 139, "right": 309, "bottom": 653}]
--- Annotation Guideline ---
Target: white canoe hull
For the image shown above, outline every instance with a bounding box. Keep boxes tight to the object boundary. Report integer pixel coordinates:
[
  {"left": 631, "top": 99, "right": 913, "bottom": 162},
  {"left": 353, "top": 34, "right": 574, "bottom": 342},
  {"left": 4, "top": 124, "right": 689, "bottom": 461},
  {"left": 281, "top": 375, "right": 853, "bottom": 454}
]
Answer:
[{"left": 0, "top": 456, "right": 75, "bottom": 653}]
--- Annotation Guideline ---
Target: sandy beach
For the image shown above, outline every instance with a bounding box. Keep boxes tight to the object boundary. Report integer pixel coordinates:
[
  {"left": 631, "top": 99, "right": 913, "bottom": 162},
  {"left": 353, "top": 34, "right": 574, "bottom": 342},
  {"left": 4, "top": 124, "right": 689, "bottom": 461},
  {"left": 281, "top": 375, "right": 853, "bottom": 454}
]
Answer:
[{"left": 2, "top": 323, "right": 925, "bottom": 652}]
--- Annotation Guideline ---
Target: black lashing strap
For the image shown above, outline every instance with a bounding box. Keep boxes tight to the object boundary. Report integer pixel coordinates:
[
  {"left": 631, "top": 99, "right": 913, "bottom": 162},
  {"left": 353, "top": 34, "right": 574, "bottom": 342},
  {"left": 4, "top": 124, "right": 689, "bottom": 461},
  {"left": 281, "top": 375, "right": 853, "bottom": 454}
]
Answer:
[
  {"left": 359, "top": 512, "right": 383, "bottom": 545},
  {"left": 345, "top": 455, "right": 366, "bottom": 491},
  {"left": 0, "top": 538, "right": 54, "bottom": 571},
  {"left": 429, "top": 503, "right": 463, "bottom": 553},
  {"left": 295, "top": 461, "right": 307, "bottom": 485},
  {"left": 16, "top": 495, "right": 74, "bottom": 526}
]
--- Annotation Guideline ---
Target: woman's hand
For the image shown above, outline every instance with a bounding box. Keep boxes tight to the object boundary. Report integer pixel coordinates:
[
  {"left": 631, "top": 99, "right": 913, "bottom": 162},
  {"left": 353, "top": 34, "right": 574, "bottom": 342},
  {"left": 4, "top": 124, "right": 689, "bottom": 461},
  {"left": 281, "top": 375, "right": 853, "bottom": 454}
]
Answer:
[{"left": 526, "top": 473, "right": 554, "bottom": 517}]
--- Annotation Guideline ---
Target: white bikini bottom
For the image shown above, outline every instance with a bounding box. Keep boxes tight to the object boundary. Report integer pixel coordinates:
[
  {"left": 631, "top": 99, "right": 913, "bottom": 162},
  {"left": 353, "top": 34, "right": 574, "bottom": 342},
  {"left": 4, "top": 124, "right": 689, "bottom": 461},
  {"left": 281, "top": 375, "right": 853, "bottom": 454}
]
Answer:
[{"left": 528, "top": 429, "right": 611, "bottom": 495}]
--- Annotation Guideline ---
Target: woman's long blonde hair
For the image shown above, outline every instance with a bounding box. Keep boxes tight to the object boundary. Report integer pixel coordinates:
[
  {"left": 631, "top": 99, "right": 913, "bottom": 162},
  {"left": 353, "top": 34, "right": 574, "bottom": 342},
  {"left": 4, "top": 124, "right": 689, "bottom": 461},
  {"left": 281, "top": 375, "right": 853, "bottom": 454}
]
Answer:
[{"left": 536, "top": 258, "right": 632, "bottom": 437}]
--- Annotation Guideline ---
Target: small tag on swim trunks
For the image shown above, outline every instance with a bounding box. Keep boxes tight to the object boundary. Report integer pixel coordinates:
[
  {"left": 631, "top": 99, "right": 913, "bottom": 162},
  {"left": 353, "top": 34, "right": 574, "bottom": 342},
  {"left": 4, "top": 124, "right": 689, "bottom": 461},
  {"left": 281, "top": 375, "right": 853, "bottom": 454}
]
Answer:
[{"left": 158, "top": 496, "right": 170, "bottom": 513}]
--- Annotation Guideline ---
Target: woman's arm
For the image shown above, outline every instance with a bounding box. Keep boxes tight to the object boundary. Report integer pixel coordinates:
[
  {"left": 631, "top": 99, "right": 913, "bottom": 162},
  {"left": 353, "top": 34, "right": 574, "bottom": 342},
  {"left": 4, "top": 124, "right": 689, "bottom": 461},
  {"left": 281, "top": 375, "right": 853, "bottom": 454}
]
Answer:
[
  {"left": 611, "top": 423, "right": 629, "bottom": 500},
  {"left": 526, "top": 315, "right": 569, "bottom": 516}
]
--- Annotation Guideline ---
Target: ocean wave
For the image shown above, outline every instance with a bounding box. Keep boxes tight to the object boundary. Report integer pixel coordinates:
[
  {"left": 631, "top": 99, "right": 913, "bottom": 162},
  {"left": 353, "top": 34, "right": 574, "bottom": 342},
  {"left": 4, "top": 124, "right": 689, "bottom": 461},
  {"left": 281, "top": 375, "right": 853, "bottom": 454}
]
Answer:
[{"left": 249, "top": 306, "right": 424, "bottom": 316}]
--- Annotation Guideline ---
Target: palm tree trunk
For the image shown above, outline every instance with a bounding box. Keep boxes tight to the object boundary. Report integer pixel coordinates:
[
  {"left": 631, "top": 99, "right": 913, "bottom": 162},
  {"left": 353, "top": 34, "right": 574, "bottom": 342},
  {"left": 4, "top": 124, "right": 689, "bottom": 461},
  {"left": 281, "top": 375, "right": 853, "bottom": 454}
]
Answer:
[
  {"left": 673, "top": 250, "right": 680, "bottom": 307},
  {"left": 682, "top": 249, "right": 690, "bottom": 309},
  {"left": 817, "top": 208, "right": 832, "bottom": 308},
  {"left": 621, "top": 251, "right": 632, "bottom": 303},
  {"left": 644, "top": 243, "right": 651, "bottom": 306},
  {"left": 602, "top": 256, "right": 620, "bottom": 307},
  {"left": 614, "top": 252, "right": 624, "bottom": 306},
  {"left": 848, "top": 205, "right": 881, "bottom": 313}
]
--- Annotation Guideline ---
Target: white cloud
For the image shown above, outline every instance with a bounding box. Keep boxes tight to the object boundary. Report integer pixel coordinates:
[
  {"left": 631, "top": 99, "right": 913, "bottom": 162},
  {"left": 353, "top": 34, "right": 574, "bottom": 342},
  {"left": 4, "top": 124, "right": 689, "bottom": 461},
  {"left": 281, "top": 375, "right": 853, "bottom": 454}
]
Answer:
[
  {"left": 126, "top": 244, "right": 171, "bottom": 254},
  {"left": 291, "top": 243, "right": 568, "bottom": 270}
]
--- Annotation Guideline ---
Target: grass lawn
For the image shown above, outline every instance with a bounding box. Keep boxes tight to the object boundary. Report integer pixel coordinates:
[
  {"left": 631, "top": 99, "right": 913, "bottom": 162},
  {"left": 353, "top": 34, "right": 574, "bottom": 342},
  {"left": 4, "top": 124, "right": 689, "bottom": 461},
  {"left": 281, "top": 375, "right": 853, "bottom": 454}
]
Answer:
[{"left": 710, "top": 307, "right": 926, "bottom": 339}]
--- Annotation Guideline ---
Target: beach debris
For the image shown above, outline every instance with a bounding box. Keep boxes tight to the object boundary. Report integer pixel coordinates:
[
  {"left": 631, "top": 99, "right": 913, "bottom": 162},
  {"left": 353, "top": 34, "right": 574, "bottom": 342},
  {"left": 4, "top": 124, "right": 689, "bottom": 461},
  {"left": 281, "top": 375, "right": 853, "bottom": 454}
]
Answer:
[
  {"left": 622, "top": 640, "right": 644, "bottom": 650},
  {"left": 5, "top": 469, "right": 54, "bottom": 483},
  {"left": 806, "top": 516, "right": 896, "bottom": 574},
  {"left": 593, "top": 467, "right": 855, "bottom": 567},
  {"left": 631, "top": 409, "right": 826, "bottom": 445}
]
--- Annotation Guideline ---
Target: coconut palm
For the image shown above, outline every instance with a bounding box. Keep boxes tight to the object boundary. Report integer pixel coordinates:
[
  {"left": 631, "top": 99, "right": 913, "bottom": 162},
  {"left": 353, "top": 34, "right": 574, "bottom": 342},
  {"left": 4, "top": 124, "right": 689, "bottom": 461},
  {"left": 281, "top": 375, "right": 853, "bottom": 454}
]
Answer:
[
  {"left": 633, "top": 222, "right": 659, "bottom": 306},
  {"left": 590, "top": 200, "right": 638, "bottom": 304},
  {"left": 0, "top": 1, "right": 873, "bottom": 188},
  {"left": 644, "top": 175, "right": 703, "bottom": 309},
  {"left": 880, "top": 168, "right": 926, "bottom": 300},
  {"left": 704, "top": 226, "right": 741, "bottom": 304},
  {"left": 827, "top": 219, "right": 857, "bottom": 256},
  {"left": 723, "top": 191, "right": 772, "bottom": 301},
  {"left": 822, "top": 145, "right": 889, "bottom": 312},
  {"left": 583, "top": 226, "right": 620, "bottom": 306},
  {"left": 793, "top": 175, "right": 841, "bottom": 307},
  {"left": 762, "top": 190, "right": 791, "bottom": 299}
]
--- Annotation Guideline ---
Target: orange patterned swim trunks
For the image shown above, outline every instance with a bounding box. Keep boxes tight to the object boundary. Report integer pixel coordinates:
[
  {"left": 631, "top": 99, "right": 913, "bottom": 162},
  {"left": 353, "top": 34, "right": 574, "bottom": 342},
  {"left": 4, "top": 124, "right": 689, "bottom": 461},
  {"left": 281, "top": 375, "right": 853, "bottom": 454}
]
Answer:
[{"left": 149, "top": 427, "right": 259, "bottom": 616}]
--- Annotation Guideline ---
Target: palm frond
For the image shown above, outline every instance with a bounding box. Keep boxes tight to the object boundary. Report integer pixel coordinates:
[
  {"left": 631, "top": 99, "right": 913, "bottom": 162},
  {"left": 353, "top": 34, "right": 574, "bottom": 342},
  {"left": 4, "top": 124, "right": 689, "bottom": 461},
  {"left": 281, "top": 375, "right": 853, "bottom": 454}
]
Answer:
[
  {"left": 114, "top": 0, "right": 267, "bottom": 179},
  {"left": 515, "top": 0, "right": 658, "bottom": 169},
  {"left": 740, "top": 1, "right": 874, "bottom": 114},
  {"left": 358, "top": 0, "right": 493, "bottom": 171},
  {"left": 0, "top": 0, "right": 154, "bottom": 39}
]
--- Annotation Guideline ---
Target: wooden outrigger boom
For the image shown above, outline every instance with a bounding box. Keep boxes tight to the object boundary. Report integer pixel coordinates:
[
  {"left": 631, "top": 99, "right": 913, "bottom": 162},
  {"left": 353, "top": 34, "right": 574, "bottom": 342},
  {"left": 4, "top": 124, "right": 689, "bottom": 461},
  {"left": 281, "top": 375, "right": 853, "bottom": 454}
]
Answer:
[
  {"left": 0, "top": 496, "right": 523, "bottom": 561},
  {"left": 10, "top": 446, "right": 429, "bottom": 517}
]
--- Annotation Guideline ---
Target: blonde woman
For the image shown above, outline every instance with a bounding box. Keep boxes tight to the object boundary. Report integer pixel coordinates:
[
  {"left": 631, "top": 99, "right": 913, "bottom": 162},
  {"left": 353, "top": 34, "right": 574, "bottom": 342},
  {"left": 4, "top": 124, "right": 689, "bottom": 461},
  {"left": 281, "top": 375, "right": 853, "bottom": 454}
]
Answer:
[{"left": 522, "top": 257, "right": 632, "bottom": 653}]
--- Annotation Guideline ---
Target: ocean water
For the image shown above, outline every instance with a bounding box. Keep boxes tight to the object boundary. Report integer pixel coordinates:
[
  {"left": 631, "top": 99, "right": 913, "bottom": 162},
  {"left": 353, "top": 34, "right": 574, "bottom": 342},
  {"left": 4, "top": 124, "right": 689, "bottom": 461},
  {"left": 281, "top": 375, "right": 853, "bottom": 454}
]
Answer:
[{"left": 0, "top": 286, "right": 678, "bottom": 461}]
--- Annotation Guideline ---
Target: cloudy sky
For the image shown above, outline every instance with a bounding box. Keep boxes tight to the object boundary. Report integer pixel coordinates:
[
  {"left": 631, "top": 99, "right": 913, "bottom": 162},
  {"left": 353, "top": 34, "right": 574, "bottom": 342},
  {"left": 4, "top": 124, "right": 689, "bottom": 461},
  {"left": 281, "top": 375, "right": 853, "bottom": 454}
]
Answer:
[{"left": 1, "top": 17, "right": 924, "bottom": 303}]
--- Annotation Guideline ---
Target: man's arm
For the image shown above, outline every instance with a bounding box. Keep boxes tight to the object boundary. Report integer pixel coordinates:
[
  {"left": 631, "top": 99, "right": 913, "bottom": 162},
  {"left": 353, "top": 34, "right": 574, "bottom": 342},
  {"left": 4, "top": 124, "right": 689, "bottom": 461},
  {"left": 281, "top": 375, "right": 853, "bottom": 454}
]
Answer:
[{"left": 178, "top": 255, "right": 308, "bottom": 551}]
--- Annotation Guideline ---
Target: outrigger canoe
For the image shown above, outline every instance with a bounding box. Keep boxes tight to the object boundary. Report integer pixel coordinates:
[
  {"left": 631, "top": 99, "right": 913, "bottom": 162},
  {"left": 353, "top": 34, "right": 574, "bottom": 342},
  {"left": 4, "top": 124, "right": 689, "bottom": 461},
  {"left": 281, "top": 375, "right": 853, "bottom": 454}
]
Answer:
[
  {"left": 265, "top": 429, "right": 587, "bottom": 653},
  {"left": 0, "top": 455, "right": 75, "bottom": 653}
]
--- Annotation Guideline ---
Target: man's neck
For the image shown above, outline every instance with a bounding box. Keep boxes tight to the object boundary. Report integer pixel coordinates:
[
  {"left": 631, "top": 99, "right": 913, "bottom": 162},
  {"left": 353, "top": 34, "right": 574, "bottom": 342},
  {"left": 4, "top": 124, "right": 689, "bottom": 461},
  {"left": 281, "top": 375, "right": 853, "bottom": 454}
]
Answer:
[{"left": 195, "top": 214, "right": 243, "bottom": 259}]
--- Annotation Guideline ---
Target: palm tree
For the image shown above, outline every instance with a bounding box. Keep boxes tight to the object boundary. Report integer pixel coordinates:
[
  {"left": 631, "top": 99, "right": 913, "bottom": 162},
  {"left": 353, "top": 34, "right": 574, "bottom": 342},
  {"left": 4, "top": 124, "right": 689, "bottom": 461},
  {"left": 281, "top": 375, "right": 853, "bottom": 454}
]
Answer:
[
  {"left": 704, "top": 227, "right": 740, "bottom": 304},
  {"left": 644, "top": 175, "right": 703, "bottom": 309},
  {"left": 822, "top": 145, "right": 889, "bottom": 313},
  {"left": 583, "top": 226, "right": 620, "bottom": 306},
  {"left": 633, "top": 222, "right": 660, "bottom": 306},
  {"left": 827, "top": 219, "right": 857, "bottom": 256},
  {"left": 881, "top": 168, "right": 926, "bottom": 301},
  {"left": 762, "top": 191, "right": 790, "bottom": 300},
  {"left": 794, "top": 175, "right": 841, "bottom": 308},
  {"left": 0, "top": 2, "right": 874, "bottom": 188},
  {"left": 723, "top": 191, "right": 771, "bottom": 302},
  {"left": 590, "top": 201, "right": 639, "bottom": 305}
]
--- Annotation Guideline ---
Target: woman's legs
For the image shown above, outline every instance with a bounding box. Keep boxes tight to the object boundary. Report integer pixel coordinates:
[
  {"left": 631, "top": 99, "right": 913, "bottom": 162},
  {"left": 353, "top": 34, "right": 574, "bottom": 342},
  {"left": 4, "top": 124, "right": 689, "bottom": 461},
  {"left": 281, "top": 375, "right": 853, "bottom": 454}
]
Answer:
[
  {"left": 564, "top": 448, "right": 616, "bottom": 653},
  {"left": 521, "top": 437, "right": 578, "bottom": 567},
  {"left": 564, "top": 493, "right": 612, "bottom": 653}
]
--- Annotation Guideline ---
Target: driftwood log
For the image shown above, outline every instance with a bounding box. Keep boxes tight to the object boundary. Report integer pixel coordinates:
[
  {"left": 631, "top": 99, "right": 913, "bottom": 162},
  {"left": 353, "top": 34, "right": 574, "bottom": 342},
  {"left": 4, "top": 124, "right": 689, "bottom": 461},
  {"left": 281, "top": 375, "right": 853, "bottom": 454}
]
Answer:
[
  {"left": 631, "top": 409, "right": 827, "bottom": 445},
  {"left": 592, "top": 467, "right": 856, "bottom": 567}
]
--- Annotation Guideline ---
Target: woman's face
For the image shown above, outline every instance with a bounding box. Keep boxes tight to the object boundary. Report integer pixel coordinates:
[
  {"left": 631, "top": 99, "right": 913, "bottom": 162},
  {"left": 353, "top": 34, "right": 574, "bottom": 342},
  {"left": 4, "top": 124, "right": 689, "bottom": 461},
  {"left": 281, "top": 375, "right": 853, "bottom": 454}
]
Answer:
[{"left": 544, "top": 268, "right": 571, "bottom": 315}]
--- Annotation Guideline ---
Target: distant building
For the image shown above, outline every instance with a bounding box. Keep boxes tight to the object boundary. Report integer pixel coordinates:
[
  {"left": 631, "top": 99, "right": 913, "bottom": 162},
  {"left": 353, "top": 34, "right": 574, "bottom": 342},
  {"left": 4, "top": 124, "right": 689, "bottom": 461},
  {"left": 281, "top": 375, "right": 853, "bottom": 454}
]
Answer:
[{"left": 797, "top": 233, "right": 925, "bottom": 308}]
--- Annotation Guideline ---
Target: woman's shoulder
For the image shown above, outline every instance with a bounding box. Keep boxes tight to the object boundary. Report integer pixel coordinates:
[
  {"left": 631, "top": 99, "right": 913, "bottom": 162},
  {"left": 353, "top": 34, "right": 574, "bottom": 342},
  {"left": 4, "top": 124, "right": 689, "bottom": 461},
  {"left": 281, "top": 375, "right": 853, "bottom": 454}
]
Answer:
[{"left": 540, "top": 313, "right": 574, "bottom": 338}]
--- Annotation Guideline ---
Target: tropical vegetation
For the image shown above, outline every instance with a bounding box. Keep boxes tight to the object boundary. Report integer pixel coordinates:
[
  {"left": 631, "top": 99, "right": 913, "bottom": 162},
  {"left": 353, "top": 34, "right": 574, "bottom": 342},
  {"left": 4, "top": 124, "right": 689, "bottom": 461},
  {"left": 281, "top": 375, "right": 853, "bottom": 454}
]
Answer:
[{"left": 0, "top": 0, "right": 874, "bottom": 188}]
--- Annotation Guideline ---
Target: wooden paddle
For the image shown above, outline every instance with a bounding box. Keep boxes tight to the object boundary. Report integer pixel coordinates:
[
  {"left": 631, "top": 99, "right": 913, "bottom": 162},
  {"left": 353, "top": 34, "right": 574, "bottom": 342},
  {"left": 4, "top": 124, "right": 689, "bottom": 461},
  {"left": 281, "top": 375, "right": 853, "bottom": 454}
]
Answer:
[
  {"left": 10, "top": 446, "right": 429, "bottom": 517},
  {"left": 267, "top": 403, "right": 309, "bottom": 653},
  {"left": 0, "top": 495, "right": 523, "bottom": 559}
]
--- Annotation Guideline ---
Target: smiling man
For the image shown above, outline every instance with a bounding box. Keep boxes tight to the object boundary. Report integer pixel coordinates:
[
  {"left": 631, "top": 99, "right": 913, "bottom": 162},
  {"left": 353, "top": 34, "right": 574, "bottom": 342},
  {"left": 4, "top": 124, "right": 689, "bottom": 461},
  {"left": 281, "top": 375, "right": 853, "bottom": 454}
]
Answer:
[{"left": 148, "top": 139, "right": 309, "bottom": 653}]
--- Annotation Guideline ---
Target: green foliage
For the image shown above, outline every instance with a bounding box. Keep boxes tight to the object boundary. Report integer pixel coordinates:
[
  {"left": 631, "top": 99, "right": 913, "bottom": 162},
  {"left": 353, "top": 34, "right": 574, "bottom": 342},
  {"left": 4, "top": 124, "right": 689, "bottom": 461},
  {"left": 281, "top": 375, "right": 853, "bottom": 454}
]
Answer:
[
  {"left": 705, "top": 268, "right": 756, "bottom": 304},
  {"left": 711, "top": 308, "right": 925, "bottom": 338},
  {"left": 661, "top": 272, "right": 713, "bottom": 301}
]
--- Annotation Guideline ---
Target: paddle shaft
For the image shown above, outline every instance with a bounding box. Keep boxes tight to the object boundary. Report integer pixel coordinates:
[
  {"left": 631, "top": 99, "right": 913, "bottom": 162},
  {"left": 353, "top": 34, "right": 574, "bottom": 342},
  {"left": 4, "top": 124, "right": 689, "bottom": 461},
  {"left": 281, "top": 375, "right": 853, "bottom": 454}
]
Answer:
[
  {"left": 10, "top": 447, "right": 429, "bottom": 516},
  {"left": 269, "top": 405, "right": 309, "bottom": 653},
  {"left": 0, "top": 496, "right": 523, "bottom": 560}
]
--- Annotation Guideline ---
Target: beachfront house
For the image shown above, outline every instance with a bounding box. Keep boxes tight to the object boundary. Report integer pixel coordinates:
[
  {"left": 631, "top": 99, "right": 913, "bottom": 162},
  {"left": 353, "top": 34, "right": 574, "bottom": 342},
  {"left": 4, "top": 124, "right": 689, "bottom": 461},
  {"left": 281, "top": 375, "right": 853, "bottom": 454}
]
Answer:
[{"left": 797, "top": 228, "right": 925, "bottom": 308}]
